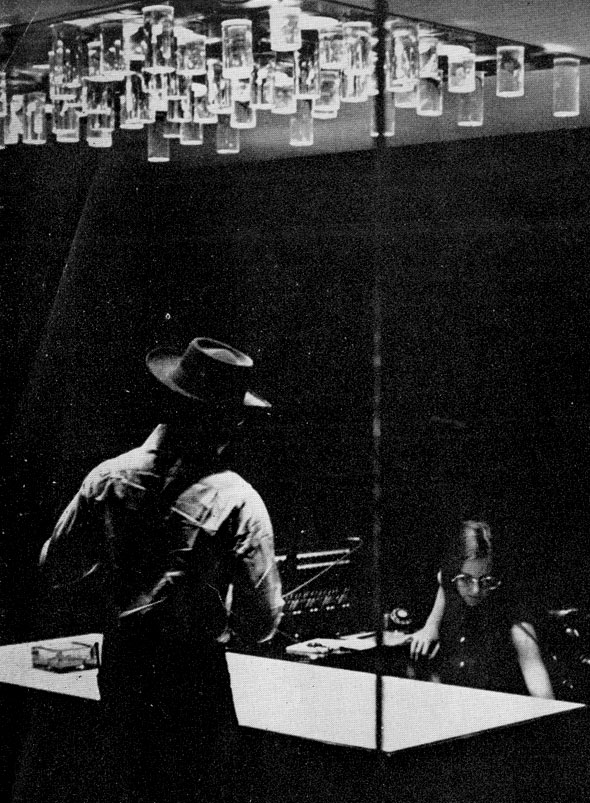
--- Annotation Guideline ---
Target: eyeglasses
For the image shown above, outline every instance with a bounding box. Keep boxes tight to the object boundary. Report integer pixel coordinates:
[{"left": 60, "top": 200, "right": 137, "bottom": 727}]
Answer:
[{"left": 451, "top": 574, "right": 502, "bottom": 592}]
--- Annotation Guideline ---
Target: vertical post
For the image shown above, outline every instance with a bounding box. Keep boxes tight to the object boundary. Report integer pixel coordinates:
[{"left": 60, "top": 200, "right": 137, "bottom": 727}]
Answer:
[{"left": 372, "top": 0, "right": 388, "bottom": 755}]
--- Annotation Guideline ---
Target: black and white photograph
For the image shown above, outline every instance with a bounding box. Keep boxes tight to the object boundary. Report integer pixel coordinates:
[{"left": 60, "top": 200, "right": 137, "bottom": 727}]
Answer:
[{"left": 1, "top": 1, "right": 589, "bottom": 801}]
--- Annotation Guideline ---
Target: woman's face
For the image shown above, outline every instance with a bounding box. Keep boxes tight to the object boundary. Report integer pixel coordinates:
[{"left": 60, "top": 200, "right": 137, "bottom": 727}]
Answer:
[{"left": 455, "top": 556, "right": 494, "bottom": 607}]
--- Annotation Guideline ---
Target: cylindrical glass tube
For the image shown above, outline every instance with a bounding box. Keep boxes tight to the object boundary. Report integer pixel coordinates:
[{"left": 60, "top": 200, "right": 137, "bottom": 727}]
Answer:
[
  {"left": 394, "top": 86, "right": 417, "bottom": 108},
  {"left": 143, "top": 4, "right": 176, "bottom": 73},
  {"left": 84, "top": 80, "right": 115, "bottom": 118},
  {"left": 553, "top": 57, "right": 580, "bottom": 117},
  {"left": 231, "top": 89, "right": 256, "bottom": 129},
  {"left": 86, "top": 117, "right": 113, "bottom": 148},
  {"left": 416, "top": 70, "right": 443, "bottom": 116},
  {"left": 206, "top": 59, "right": 232, "bottom": 116},
  {"left": 447, "top": 53, "right": 475, "bottom": 93},
  {"left": 221, "top": 19, "right": 253, "bottom": 80},
  {"left": 271, "top": 54, "right": 296, "bottom": 115},
  {"left": 4, "top": 95, "right": 24, "bottom": 144},
  {"left": 342, "top": 21, "right": 372, "bottom": 75},
  {"left": 147, "top": 116, "right": 171, "bottom": 161},
  {"left": 179, "top": 121, "right": 203, "bottom": 145},
  {"left": 269, "top": 2, "right": 302, "bottom": 52},
  {"left": 49, "top": 24, "right": 87, "bottom": 102},
  {"left": 176, "top": 26, "right": 206, "bottom": 76},
  {"left": 123, "top": 16, "right": 146, "bottom": 69},
  {"left": 340, "top": 72, "right": 368, "bottom": 104},
  {"left": 167, "top": 74, "right": 192, "bottom": 123},
  {"left": 99, "top": 21, "right": 127, "bottom": 80},
  {"left": 447, "top": 51, "right": 476, "bottom": 93},
  {"left": 318, "top": 23, "right": 345, "bottom": 71},
  {"left": 418, "top": 33, "right": 438, "bottom": 78},
  {"left": 252, "top": 52, "right": 275, "bottom": 109},
  {"left": 145, "top": 72, "right": 171, "bottom": 114},
  {"left": 163, "top": 120, "right": 180, "bottom": 138},
  {"left": 23, "top": 92, "right": 48, "bottom": 144},
  {"left": 289, "top": 98, "right": 313, "bottom": 146},
  {"left": 385, "top": 22, "right": 418, "bottom": 92},
  {"left": 52, "top": 100, "right": 81, "bottom": 142},
  {"left": 457, "top": 70, "right": 485, "bottom": 126},
  {"left": 312, "top": 69, "right": 340, "bottom": 117},
  {"left": 496, "top": 45, "right": 525, "bottom": 97},
  {"left": 216, "top": 114, "right": 240, "bottom": 153},
  {"left": 120, "top": 73, "right": 154, "bottom": 129},
  {"left": 296, "top": 31, "right": 320, "bottom": 99}
]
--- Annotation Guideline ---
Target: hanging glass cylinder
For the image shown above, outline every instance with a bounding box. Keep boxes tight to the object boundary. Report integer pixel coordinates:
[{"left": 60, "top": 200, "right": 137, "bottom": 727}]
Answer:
[
  {"left": 86, "top": 112, "right": 114, "bottom": 148},
  {"left": 342, "top": 21, "right": 372, "bottom": 75},
  {"left": 216, "top": 113, "right": 240, "bottom": 153},
  {"left": 269, "top": 1, "right": 302, "bottom": 52},
  {"left": 120, "top": 73, "right": 154, "bottom": 129},
  {"left": 49, "top": 23, "right": 86, "bottom": 103},
  {"left": 179, "top": 121, "right": 203, "bottom": 145},
  {"left": 296, "top": 30, "right": 320, "bottom": 99},
  {"left": 221, "top": 19, "right": 253, "bottom": 80},
  {"left": 418, "top": 31, "right": 439, "bottom": 78},
  {"left": 553, "top": 57, "right": 580, "bottom": 117},
  {"left": 340, "top": 72, "right": 368, "bottom": 103},
  {"left": 289, "top": 98, "right": 313, "bottom": 146},
  {"left": 318, "top": 22, "right": 344, "bottom": 71},
  {"left": 52, "top": 99, "right": 81, "bottom": 142},
  {"left": 143, "top": 4, "right": 176, "bottom": 73},
  {"left": 207, "top": 59, "right": 232, "bottom": 116},
  {"left": 23, "top": 92, "right": 48, "bottom": 145},
  {"left": 385, "top": 21, "right": 418, "bottom": 92},
  {"left": 447, "top": 49, "right": 476, "bottom": 93},
  {"left": 416, "top": 70, "right": 443, "bottom": 116},
  {"left": 99, "top": 21, "right": 127, "bottom": 80},
  {"left": 147, "top": 115, "right": 171, "bottom": 161},
  {"left": 496, "top": 45, "right": 525, "bottom": 97},
  {"left": 176, "top": 25, "right": 207, "bottom": 76},
  {"left": 4, "top": 95, "right": 24, "bottom": 144},
  {"left": 457, "top": 70, "right": 485, "bottom": 126},
  {"left": 167, "top": 74, "right": 193, "bottom": 123},
  {"left": 194, "top": 79, "right": 219, "bottom": 124},
  {"left": 271, "top": 53, "right": 296, "bottom": 115},
  {"left": 394, "top": 86, "right": 417, "bottom": 107},
  {"left": 231, "top": 78, "right": 256, "bottom": 128},
  {"left": 252, "top": 52, "right": 275, "bottom": 109},
  {"left": 312, "top": 69, "right": 340, "bottom": 118}
]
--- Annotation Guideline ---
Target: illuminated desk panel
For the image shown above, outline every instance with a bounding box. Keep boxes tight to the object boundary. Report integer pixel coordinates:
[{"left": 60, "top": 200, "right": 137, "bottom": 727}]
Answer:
[{"left": 0, "top": 634, "right": 583, "bottom": 754}]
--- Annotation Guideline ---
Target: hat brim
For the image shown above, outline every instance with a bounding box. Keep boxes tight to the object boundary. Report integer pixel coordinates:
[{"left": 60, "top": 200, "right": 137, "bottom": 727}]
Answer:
[{"left": 146, "top": 348, "right": 272, "bottom": 408}]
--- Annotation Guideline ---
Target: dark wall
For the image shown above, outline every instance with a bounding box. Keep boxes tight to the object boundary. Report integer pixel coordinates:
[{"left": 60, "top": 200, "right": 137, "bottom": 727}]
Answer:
[{"left": 1, "top": 128, "right": 590, "bottom": 639}]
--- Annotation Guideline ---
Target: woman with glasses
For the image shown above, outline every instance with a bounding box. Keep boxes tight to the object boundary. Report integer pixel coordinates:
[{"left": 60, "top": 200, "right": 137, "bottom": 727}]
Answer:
[{"left": 408, "top": 519, "right": 554, "bottom": 698}]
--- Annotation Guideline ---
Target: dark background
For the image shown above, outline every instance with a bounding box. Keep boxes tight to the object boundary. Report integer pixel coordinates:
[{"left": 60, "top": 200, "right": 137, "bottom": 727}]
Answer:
[{"left": 0, "top": 126, "right": 589, "bottom": 641}]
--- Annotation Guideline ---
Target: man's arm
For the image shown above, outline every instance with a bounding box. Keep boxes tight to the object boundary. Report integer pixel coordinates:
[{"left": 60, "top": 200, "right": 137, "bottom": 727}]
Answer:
[
  {"left": 511, "top": 622, "right": 555, "bottom": 699},
  {"left": 228, "top": 495, "right": 284, "bottom": 644},
  {"left": 39, "top": 480, "right": 103, "bottom": 589}
]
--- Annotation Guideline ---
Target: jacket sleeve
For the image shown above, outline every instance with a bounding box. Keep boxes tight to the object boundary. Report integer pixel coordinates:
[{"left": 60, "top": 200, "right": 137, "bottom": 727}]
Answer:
[
  {"left": 39, "top": 475, "right": 104, "bottom": 589},
  {"left": 228, "top": 491, "right": 284, "bottom": 644}
]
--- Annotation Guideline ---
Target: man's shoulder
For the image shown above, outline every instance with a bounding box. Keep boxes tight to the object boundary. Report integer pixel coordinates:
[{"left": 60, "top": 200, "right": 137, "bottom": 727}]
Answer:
[
  {"left": 82, "top": 444, "right": 152, "bottom": 496},
  {"left": 199, "top": 468, "right": 255, "bottom": 497}
]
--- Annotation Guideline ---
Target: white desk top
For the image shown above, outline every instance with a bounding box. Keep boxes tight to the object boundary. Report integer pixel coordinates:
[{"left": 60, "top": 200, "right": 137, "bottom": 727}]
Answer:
[{"left": 0, "top": 634, "right": 583, "bottom": 753}]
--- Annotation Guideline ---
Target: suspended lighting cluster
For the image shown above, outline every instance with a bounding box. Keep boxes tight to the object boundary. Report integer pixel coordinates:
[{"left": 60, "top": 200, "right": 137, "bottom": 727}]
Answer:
[{"left": 0, "top": 3, "right": 582, "bottom": 159}]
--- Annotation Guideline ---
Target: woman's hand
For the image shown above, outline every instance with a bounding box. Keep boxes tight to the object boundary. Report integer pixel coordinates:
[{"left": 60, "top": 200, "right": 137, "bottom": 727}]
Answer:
[{"left": 409, "top": 625, "right": 440, "bottom": 660}]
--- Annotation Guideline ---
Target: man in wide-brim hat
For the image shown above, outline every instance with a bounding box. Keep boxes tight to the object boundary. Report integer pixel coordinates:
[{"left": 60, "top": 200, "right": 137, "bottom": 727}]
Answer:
[{"left": 40, "top": 336, "right": 284, "bottom": 803}]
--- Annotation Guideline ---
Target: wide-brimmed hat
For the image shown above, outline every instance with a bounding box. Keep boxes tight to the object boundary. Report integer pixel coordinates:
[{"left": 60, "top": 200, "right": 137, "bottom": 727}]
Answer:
[{"left": 146, "top": 336, "right": 271, "bottom": 408}]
